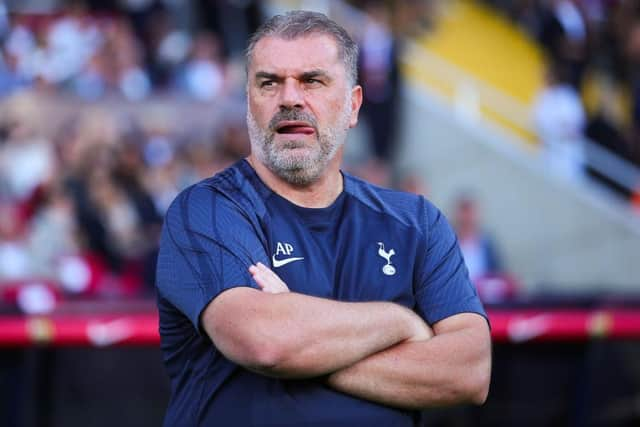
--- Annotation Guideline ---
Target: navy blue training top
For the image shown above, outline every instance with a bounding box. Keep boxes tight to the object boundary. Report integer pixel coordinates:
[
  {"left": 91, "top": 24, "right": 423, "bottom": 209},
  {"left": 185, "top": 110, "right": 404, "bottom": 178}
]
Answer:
[{"left": 156, "top": 159, "right": 486, "bottom": 427}]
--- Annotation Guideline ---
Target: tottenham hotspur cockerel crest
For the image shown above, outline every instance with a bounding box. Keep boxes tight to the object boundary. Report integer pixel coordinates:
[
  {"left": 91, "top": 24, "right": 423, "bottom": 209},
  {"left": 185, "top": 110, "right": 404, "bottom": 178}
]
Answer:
[{"left": 377, "top": 242, "right": 396, "bottom": 276}]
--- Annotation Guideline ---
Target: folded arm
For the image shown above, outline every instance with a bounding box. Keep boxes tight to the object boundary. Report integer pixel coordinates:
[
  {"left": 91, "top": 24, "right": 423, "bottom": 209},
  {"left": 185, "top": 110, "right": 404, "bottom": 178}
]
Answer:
[
  {"left": 326, "top": 312, "right": 491, "bottom": 409},
  {"left": 201, "top": 264, "right": 431, "bottom": 379},
  {"left": 246, "top": 261, "right": 490, "bottom": 408}
]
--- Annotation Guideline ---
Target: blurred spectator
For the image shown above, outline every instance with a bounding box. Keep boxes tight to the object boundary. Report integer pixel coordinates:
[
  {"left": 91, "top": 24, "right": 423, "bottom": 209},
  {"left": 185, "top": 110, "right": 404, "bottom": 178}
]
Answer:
[
  {"left": 142, "top": 131, "right": 182, "bottom": 214},
  {"left": 453, "top": 194, "right": 517, "bottom": 303},
  {"left": 626, "top": 19, "right": 640, "bottom": 167},
  {"left": 177, "top": 30, "right": 226, "bottom": 101},
  {"left": 27, "top": 181, "right": 80, "bottom": 280},
  {"left": 539, "top": 0, "right": 589, "bottom": 88},
  {"left": 533, "top": 63, "right": 587, "bottom": 180},
  {"left": 0, "top": 51, "right": 27, "bottom": 96},
  {"left": 0, "top": 204, "right": 31, "bottom": 282},
  {"left": 110, "top": 18, "right": 152, "bottom": 100},
  {"left": 147, "top": 7, "right": 191, "bottom": 88},
  {"left": 117, "top": 0, "right": 157, "bottom": 63},
  {"left": 73, "top": 49, "right": 110, "bottom": 99},
  {"left": 453, "top": 194, "right": 502, "bottom": 282},
  {"left": 43, "top": 3, "right": 101, "bottom": 85},
  {"left": 0, "top": 94, "right": 55, "bottom": 202},
  {"left": 358, "top": 2, "right": 401, "bottom": 163},
  {"left": 196, "top": 0, "right": 263, "bottom": 58}
]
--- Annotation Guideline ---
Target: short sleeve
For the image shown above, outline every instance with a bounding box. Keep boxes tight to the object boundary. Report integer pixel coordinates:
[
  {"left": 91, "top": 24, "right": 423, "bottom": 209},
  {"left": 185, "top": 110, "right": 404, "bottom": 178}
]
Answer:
[
  {"left": 155, "top": 184, "right": 269, "bottom": 331},
  {"left": 414, "top": 201, "right": 487, "bottom": 325}
]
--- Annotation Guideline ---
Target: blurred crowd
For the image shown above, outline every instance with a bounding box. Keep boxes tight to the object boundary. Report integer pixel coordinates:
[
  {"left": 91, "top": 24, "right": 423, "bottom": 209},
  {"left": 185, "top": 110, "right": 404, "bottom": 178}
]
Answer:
[
  {"left": 0, "top": 92, "right": 252, "bottom": 312},
  {"left": 0, "top": 0, "right": 267, "bottom": 314},
  {"left": 0, "top": 0, "right": 262, "bottom": 100},
  {"left": 486, "top": 0, "right": 640, "bottom": 196}
]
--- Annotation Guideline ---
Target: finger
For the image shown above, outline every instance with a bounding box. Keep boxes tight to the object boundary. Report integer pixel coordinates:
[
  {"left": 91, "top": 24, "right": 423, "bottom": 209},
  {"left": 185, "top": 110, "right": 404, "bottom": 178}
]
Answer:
[
  {"left": 249, "top": 265, "right": 268, "bottom": 290},
  {"left": 250, "top": 265, "right": 279, "bottom": 291},
  {"left": 253, "top": 274, "right": 270, "bottom": 291},
  {"left": 256, "top": 263, "right": 279, "bottom": 284},
  {"left": 259, "top": 273, "right": 288, "bottom": 293},
  {"left": 257, "top": 262, "right": 285, "bottom": 284},
  {"left": 251, "top": 263, "right": 290, "bottom": 293},
  {"left": 257, "top": 262, "right": 274, "bottom": 275}
]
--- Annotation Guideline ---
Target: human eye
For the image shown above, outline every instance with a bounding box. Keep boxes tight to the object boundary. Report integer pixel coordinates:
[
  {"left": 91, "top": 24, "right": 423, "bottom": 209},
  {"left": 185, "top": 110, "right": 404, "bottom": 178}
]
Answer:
[
  {"left": 304, "top": 77, "right": 323, "bottom": 86},
  {"left": 260, "top": 80, "right": 276, "bottom": 88}
]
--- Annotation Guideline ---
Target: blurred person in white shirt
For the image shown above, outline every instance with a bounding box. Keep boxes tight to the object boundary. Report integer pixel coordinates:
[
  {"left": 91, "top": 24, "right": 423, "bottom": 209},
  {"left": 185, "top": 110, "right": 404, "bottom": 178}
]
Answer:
[
  {"left": 178, "top": 31, "right": 226, "bottom": 101},
  {"left": 533, "top": 63, "right": 586, "bottom": 180},
  {"left": 0, "top": 94, "right": 55, "bottom": 202}
]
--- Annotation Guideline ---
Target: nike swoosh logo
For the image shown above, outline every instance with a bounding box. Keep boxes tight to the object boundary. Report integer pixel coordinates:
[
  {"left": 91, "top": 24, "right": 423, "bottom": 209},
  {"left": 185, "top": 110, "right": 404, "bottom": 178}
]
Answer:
[
  {"left": 86, "top": 318, "right": 134, "bottom": 347},
  {"left": 272, "top": 255, "right": 304, "bottom": 268}
]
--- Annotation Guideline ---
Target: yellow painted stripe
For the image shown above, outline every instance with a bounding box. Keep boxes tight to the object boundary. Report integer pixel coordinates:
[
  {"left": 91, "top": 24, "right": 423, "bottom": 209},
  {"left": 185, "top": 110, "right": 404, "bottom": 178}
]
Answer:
[{"left": 404, "top": 0, "right": 545, "bottom": 143}]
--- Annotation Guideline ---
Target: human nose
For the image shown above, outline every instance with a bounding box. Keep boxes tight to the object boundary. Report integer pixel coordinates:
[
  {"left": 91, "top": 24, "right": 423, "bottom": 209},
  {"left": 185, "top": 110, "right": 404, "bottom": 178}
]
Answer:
[{"left": 279, "top": 78, "right": 304, "bottom": 109}]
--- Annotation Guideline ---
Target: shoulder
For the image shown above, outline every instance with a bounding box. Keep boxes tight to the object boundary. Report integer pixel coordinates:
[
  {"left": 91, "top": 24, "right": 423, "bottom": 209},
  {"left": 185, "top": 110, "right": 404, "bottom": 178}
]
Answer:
[
  {"left": 164, "top": 161, "right": 267, "bottom": 245},
  {"left": 343, "top": 173, "right": 442, "bottom": 233}
]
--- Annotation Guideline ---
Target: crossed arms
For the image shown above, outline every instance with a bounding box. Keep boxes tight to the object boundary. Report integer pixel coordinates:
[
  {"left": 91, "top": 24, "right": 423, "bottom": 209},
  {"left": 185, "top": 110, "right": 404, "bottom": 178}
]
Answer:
[{"left": 201, "top": 262, "right": 491, "bottom": 409}]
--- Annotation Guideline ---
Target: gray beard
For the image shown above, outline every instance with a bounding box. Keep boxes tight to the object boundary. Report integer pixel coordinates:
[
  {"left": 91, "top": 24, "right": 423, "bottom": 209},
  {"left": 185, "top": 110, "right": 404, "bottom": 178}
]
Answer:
[{"left": 247, "top": 98, "right": 351, "bottom": 186}]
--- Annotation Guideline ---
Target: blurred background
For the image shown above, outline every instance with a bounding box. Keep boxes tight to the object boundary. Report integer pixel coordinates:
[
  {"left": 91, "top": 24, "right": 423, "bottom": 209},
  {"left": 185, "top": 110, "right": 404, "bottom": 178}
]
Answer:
[{"left": 0, "top": 0, "right": 639, "bottom": 425}]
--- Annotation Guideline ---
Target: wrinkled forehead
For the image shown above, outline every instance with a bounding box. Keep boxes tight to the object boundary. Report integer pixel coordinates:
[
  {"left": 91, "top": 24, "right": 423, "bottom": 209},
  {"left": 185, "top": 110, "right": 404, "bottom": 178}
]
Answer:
[{"left": 248, "top": 35, "right": 344, "bottom": 77}]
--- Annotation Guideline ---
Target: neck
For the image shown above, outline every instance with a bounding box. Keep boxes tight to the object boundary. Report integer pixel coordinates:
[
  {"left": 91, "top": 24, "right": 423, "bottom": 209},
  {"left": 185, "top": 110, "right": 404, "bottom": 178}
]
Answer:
[{"left": 247, "top": 152, "right": 344, "bottom": 208}]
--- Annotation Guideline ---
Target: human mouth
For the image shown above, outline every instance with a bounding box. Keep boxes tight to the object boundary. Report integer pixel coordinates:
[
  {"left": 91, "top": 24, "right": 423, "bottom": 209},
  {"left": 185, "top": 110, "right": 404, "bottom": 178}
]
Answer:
[{"left": 274, "top": 121, "right": 316, "bottom": 136}]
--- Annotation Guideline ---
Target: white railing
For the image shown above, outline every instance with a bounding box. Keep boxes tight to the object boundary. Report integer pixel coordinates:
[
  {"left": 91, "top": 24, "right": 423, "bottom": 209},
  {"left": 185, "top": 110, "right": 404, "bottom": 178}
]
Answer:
[{"left": 403, "top": 39, "right": 640, "bottom": 195}]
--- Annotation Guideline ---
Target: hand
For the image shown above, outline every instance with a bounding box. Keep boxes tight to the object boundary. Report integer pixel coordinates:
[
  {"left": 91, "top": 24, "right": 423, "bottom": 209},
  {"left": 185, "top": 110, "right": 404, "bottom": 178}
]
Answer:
[{"left": 249, "top": 262, "right": 290, "bottom": 294}]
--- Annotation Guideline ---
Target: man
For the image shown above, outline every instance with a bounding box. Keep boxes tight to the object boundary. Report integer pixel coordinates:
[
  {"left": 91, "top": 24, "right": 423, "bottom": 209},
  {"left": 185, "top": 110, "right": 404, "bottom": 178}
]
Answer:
[
  {"left": 453, "top": 194, "right": 502, "bottom": 283},
  {"left": 156, "top": 11, "right": 491, "bottom": 427}
]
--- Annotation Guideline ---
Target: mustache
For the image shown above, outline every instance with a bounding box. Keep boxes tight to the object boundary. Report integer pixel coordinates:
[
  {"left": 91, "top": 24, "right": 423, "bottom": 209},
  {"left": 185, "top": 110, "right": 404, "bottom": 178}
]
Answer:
[{"left": 268, "top": 108, "right": 318, "bottom": 132}]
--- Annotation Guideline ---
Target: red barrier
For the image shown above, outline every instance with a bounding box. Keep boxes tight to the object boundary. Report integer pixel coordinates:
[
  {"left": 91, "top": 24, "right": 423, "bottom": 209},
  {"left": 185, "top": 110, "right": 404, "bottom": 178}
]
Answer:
[
  {"left": 1, "top": 309, "right": 640, "bottom": 347},
  {"left": 0, "top": 314, "right": 159, "bottom": 347},
  {"left": 488, "top": 309, "right": 640, "bottom": 342}
]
